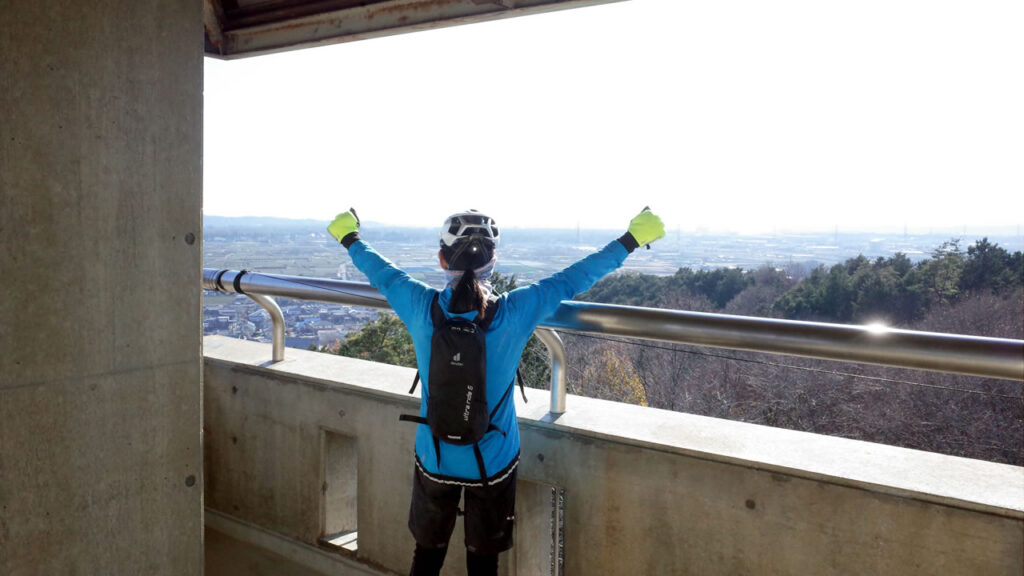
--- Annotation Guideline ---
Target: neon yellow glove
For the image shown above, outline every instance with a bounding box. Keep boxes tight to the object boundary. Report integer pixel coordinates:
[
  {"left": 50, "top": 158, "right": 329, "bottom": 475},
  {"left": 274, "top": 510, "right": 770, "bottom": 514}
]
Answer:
[
  {"left": 627, "top": 207, "right": 665, "bottom": 248},
  {"left": 327, "top": 208, "right": 361, "bottom": 247}
]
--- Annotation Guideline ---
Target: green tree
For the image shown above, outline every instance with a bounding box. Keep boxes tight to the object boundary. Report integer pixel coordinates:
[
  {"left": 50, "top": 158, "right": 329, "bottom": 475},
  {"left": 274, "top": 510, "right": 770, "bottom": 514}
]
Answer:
[
  {"left": 773, "top": 265, "right": 830, "bottom": 319},
  {"left": 916, "top": 238, "right": 965, "bottom": 304},
  {"left": 580, "top": 272, "right": 665, "bottom": 306},
  {"left": 337, "top": 312, "right": 416, "bottom": 368},
  {"left": 890, "top": 252, "right": 913, "bottom": 277},
  {"left": 774, "top": 251, "right": 935, "bottom": 324},
  {"left": 723, "top": 266, "right": 794, "bottom": 317},
  {"left": 851, "top": 262, "right": 900, "bottom": 321},
  {"left": 960, "top": 238, "right": 1020, "bottom": 294},
  {"left": 822, "top": 263, "right": 855, "bottom": 321},
  {"left": 692, "top": 268, "right": 753, "bottom": 308}
]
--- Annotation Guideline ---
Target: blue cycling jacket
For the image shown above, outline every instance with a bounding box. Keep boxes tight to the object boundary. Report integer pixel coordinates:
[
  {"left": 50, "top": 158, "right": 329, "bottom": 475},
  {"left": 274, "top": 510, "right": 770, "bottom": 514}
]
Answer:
[{"left": 348, "top": 238, "right": 630, "bottom": 484}]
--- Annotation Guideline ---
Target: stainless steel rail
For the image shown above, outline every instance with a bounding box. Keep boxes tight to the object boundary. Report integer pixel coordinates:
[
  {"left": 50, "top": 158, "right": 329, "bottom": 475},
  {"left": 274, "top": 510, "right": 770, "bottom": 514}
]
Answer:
[
  {"left": 534, "top": 328, "right": 568, "bottom": 413},
  {"left": 204, "top": 268, "right": 572, "bottom": 411},
  {"left": 247, "top": 292, "right": 285, "bottom": 362},
  {"left": 208, "top": 269, "right": 288, "bottom": 363},
  {"left": 204, "top": 269, "right": 1024, "bottom": 413},
  {"left": 545, "top": 302, "right": 1024, "bottom": 381}
]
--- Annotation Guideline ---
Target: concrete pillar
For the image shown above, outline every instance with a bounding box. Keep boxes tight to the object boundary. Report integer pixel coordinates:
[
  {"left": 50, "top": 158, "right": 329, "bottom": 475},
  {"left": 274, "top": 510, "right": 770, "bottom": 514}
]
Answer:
[{"left": 0, "top": 1, "right": 203, "bottom": 573}]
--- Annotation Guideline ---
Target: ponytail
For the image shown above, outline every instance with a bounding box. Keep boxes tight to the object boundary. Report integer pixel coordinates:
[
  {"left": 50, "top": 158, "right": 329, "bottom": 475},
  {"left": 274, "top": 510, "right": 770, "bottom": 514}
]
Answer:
[{"left": 449, "top": 267, "right": 487, "bottom": 318}]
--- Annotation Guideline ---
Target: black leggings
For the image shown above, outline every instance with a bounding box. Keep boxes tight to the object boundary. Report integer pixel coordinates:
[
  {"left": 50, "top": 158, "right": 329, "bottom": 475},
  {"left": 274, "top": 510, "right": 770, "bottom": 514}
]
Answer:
[{"left": 410, "top": 544, "right": 498, "bottom": 576}]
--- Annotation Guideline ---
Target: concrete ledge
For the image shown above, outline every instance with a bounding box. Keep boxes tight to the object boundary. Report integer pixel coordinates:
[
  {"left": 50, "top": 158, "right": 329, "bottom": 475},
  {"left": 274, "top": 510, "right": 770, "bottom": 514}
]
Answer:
[
  {"left": 522, "top": 386, "right": 1024, "bottom": 520},
  {"left": 204, "top": 335, "right": 1023, "bottom": 519},
  {"left": 203, "top": 335, "right": 1024, "bottom": 575}
]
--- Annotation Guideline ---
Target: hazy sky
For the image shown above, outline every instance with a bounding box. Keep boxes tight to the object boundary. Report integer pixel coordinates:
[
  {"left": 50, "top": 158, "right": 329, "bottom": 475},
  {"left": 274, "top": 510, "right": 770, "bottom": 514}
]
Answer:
[{"left": 204, "top": 0, "right": 1023, "bottom": 233}]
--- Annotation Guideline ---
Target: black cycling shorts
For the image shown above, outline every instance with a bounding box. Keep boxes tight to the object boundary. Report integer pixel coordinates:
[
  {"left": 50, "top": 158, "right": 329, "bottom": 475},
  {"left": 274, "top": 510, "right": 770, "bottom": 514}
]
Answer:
[{"left": 408, "top": 459, "right": 518, "bottom": 555}]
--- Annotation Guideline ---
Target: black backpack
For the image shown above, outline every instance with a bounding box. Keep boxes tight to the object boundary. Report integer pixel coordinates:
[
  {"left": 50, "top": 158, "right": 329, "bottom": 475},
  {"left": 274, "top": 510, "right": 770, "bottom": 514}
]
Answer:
[{"left": 400, "top": 294, "right": 525, "bottom": 479}]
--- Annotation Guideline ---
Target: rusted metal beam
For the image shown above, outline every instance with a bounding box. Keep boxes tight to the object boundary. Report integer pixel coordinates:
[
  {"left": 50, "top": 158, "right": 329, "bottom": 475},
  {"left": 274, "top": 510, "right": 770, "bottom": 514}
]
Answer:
[
  {"left": 205, "top": 0, "right": 627, "bottom": 59},
  {"left": 203, "top": 0, "right": 228, "bottom": 56},
  {"left": 222, "top": 0, "right": 392, "bottom": 31}
]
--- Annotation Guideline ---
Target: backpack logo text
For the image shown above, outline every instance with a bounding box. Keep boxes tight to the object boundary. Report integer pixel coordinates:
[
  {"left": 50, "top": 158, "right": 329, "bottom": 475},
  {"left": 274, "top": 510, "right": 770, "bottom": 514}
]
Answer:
[{"left": 463, "top": 385, "right": 474, "bottom": 421}]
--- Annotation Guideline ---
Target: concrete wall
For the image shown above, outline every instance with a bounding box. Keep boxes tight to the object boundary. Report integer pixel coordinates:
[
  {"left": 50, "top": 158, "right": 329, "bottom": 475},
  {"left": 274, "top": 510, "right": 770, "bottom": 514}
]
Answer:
[
  {"left": 0, "top": 1, "right": 203, "bottom": 574},
  {"left": 203, "top": 336, "right": 1024, "bottom": 576}
]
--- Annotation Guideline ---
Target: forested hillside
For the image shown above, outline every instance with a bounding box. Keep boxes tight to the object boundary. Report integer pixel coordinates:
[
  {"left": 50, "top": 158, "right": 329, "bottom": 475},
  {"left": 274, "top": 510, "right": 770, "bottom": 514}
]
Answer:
[
  {"left": 570, "top": 237, "right": 1022, "bottom": 464},
  {"left": 580, "top": 237, "right": 1022, "bottom": 331}
]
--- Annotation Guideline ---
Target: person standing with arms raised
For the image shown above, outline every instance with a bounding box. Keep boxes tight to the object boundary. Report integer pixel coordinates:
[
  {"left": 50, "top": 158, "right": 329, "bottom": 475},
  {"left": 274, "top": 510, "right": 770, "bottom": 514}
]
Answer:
[{"left": 328, "top": 207, "right": 665, "bottom": 576}]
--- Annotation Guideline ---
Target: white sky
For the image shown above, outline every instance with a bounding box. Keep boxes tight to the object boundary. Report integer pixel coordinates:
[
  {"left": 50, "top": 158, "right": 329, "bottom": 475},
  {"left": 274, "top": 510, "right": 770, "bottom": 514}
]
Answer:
[{"left": 203, "top": 0, "right": 1023, "bottom": 234}]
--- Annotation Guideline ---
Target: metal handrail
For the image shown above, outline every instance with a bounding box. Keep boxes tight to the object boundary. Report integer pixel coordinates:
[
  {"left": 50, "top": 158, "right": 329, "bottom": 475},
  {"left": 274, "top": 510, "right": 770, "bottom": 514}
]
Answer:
[
  {"left": 247, "top": 292, "right": 285, "bottom": 362},
  {"left": 203, "top": 268, "right": 1024, "bottom": 413},
  {"left": 204, "top": 268, "right": 572, "bottom": 411},
  {"left": 534, "top": 328, "right": 568, "bottom": 413}
]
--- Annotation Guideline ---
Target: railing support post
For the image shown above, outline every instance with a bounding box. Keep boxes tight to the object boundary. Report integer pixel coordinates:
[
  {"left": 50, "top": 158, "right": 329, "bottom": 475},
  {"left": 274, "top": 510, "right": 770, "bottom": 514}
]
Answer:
[
  {"left": 247, "top": 293, "right": 286, "bottom": 363},
  {"left": 535, "top": 328, "right": 567, "bottom": 414}
]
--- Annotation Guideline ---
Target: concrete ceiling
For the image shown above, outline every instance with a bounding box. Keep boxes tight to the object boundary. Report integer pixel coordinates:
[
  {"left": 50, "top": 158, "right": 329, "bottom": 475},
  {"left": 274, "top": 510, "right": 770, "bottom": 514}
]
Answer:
[{"left": 204, "top": 0, "right": 623, "bottom": 58}]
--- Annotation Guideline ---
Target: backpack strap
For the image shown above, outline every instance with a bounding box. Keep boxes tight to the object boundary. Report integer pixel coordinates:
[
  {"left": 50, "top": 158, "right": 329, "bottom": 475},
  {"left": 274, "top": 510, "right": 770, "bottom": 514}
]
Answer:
[
  {"left": 472, "top": 444, "right": 488, "bottom": 480},
  {"left": 400, "top": 414, "right": 500, "bottom": 474},
  {"left": 489, "top": 376, "right": 517, "bottom": 422},
  {"left": 407, "top": 293, "right": 446, "bottom": 396},
  {"left": 475, "top": 376, "right": 517, "bottom": 439},
  {"left": 516, "top": 368, "right": 528, "bottom": 403},
  {"left": 429, "top": 292, "right": 446, "bottom": 328},
  {"left": 398, "top": 414, "right": 443, "bottom": 468}
]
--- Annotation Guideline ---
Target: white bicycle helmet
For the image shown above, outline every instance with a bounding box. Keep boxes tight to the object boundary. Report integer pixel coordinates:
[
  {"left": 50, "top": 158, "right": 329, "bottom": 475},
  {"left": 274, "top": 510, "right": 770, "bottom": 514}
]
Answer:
[{"left": 439, "top": 210, "right": 500, "bottom": 248}]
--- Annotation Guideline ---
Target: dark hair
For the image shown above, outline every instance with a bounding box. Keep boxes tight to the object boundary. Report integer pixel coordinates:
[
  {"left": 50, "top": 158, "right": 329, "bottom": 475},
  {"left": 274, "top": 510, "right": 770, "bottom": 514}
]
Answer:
[
  {"left": 443, "top": 238, "right": 494, "bottom": 317},
  {"left": 449, "top": 266, "right": 488, "bottom": 317}
]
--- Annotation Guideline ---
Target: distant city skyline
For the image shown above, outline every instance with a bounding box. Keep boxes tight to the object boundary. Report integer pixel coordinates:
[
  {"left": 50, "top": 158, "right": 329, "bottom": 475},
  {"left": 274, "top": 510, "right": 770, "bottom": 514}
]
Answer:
[
  {"left": 204, "top": 1, "right": 1023, "bottom": 234},
  {"left": 204, "top": 216, "right": 1024, "bottom": 274},
  {"left": 202, "top": 213, "right": 1023, "bottom": 240}
]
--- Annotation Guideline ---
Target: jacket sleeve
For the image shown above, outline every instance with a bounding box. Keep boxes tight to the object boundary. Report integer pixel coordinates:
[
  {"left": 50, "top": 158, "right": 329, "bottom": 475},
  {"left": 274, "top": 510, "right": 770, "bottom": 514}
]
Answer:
[
  {"left": 347, "top": 240, "right": 432, "bottom": 321},
  {"left": 505, "top": 239, "right": 629, "bottom": 330}
]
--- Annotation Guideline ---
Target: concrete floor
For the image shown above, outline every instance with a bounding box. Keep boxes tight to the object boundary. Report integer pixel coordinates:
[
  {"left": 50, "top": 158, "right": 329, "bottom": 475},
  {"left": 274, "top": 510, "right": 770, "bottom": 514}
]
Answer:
[{"left": 205, "top": 529, "right": 334, "bottom": 576}]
